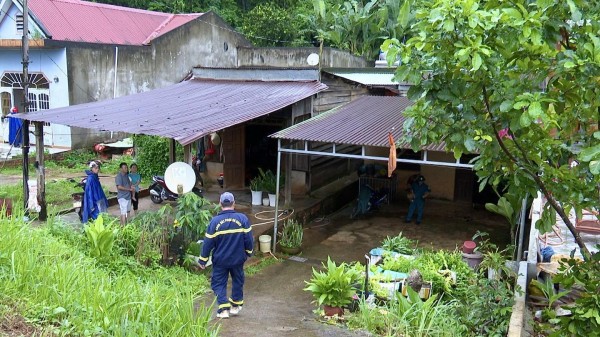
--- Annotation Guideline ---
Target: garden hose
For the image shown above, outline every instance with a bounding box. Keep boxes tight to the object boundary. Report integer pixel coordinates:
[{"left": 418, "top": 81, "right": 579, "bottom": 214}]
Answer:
[{"left": 251, "top": 208, "right": 295, "bottom": 227}]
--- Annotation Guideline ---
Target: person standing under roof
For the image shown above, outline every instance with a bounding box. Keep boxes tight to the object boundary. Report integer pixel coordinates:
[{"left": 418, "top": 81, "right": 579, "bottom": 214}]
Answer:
[
  {"left": 115, "top": 162, "right": 134, "bottom": 225},
  {"left": 198, "top": 192, "right": 254, "bottom": 319},
  {"left": 405, "top": 175, "right": 431, "bottom": 225}
]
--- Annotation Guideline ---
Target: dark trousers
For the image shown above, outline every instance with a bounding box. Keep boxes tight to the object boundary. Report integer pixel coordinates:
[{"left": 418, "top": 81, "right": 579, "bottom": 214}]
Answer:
[
  {"left": 132, "top": 192, "right": 139, "bottom": 210},
  {"left": 211, "top": 264, "right": 245, "bottom": 312},
  {"left": 406, "top": 198, "right": 425, "bottom": 222}
]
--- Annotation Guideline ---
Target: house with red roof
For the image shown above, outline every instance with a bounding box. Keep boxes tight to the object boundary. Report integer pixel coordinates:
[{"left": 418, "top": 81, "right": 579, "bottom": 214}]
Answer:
[{"left": 0, "top": 0, "right": 251, "bottom": 148}]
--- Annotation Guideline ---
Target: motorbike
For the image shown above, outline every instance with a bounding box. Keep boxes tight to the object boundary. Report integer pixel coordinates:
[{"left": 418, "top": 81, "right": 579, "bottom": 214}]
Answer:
[
  {"left": 70, "top": 177, "right": 87, "bottom": 222},
  {"left": 149, "top": 175, "right": 203, "bottom": 204},
  {"left": 350, "top": 184, "right": 389, "bottom": 219}
]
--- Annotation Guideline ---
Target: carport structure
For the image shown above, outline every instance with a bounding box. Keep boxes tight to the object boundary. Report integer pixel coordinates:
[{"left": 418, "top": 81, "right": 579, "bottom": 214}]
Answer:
[
  {"left": 269, "top": 95, "right": 474, "bottom": 251},
  {"left": 14, "top": 76, "right": 327, "bottom": 216}
]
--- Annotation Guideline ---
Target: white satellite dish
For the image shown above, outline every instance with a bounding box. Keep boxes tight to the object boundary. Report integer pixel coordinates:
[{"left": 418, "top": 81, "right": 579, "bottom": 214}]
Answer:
[
  {"left": 307, "top": 53, "right": 320, "bottom": 66},
  {"left": 164, "top": 162, "right": 196, "bottom": 194}
]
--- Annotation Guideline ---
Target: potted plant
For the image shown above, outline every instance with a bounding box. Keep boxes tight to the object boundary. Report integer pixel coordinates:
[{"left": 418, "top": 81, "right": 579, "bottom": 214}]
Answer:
[
  {"left": 259, "top": 168, "right": 279, "bottom": 206},
  {"left": 278, "top": 218, "right": 303, "bottom": 255},
  {"left": 304, "top": 257, "right": 360, "bottom": 316},
  {"left": 249, "top": 175, "right": 263, "bottom": 206}
]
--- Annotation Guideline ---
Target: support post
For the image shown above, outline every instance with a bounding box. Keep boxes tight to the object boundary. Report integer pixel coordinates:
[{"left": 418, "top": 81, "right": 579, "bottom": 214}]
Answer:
[
  {"left": 517, "top": 194, "right": 528, "bottom": 261},
  {"left": 168, "top": 138, "right": 176, "bottom": 164},
  {"left": 273, "top": 139, "right": 283, "bottom": 253},
  {"left": 35, "top": 121, "right": 46, "bottom": 220},
  {"left": 21, "top": 0, "right": 30, "bottom": 214}
]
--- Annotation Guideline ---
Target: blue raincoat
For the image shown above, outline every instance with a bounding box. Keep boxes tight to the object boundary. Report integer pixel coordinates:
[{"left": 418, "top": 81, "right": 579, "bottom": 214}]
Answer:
[{"left": 82, "top": 170, "right": 108, "bottom": 223}]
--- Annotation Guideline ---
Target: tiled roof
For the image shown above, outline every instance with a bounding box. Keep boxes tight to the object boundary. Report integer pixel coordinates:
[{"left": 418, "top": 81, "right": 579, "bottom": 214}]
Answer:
[{"left": 28, "top": 0, "right": 203, "bottom": 45}]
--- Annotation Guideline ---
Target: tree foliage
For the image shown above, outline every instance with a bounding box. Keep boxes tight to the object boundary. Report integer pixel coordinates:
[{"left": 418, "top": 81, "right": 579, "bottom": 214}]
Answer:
[
  {"left": 383, "top": 0, "right": 600, "bottom": 259},
  {"left": 132, "top": 135, "right": 183, "bottom": 179}
]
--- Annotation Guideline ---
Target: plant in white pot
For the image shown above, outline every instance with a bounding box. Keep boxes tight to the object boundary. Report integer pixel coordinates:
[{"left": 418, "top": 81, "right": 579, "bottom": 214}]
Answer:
[
  {"left": 249, "top": 174, "right": 263, "bottom": 206},
  {"left": 259, "top": 168, "right": 280, "bottom": 207},
  {"left": 278, "top": 218, "right": 303, "bottom": 255}
]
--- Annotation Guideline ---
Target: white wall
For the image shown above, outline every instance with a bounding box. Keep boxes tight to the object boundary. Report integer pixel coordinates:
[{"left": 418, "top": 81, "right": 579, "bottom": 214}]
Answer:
[{"left": 0, "top": 48, "right": 70, "bottom": 147}]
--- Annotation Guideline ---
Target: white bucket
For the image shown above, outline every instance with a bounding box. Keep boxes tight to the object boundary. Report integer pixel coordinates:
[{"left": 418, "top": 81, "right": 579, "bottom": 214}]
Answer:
[{"left": 259, "top": 235, "right": 271, "bottom": 253}]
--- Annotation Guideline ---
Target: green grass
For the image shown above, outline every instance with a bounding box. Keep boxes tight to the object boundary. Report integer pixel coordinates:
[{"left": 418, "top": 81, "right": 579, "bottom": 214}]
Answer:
[
  {"left": 0, "top": 212, "right": 218, "bottom": 336},
  {"left": 0, "top": 152, "right": 152, "bottom": 215}
]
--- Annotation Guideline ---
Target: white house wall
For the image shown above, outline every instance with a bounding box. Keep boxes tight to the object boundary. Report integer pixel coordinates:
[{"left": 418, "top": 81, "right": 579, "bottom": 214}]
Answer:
[{"left": 0, "top": 48, "right": 70, "bottom": 147}]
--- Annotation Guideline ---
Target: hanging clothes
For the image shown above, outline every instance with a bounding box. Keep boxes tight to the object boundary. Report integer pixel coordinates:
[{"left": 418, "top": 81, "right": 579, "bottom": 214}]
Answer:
[{"left": 8, "top": 112, "right": 23, "bottom": 147}]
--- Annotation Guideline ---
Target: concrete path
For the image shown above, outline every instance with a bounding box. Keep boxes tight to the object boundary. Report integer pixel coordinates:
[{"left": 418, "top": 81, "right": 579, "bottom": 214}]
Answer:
[{"left": 200, "top": 199, "right": 509, "bottom": 336}]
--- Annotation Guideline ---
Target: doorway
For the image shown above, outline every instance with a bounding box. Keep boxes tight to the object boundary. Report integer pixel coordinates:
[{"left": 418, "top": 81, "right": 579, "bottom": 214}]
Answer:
[{"left": 245, "top": 122, "right": 283, "bottom": 185}]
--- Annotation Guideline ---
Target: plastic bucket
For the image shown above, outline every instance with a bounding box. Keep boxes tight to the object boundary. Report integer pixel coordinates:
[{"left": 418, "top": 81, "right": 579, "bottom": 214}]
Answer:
[
  {"left": 462, "top": 241, "right": 477, "bottom": 254},
  {"left": 259, "top": 235, "right": 272, "bottom": 253}
]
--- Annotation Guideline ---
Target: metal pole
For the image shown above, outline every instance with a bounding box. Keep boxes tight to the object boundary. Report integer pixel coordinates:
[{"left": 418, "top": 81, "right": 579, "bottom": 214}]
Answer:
[
  {"left": 272, "top": 139, "right": 283, "bottom": 253},
  {"left": 517, "top": 193, "right": 529, "bottom": 261},
  {"left": 21, "top": 0, "right": 30, "bottom": 214}
]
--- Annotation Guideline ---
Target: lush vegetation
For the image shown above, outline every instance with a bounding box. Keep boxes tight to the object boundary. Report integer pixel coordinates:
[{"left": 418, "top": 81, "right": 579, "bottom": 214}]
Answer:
[
  {"left": 383, "top": 0, "right": 600, "bottom": 259},
  {"left": 0, "top": 209, "right": 216, "bottom": 336},
  {"left": 306, "top": 241, "right": 518, "bottom": 336},
  {"left": 132, "top": 135, "right": 184, "bottom": 179}
]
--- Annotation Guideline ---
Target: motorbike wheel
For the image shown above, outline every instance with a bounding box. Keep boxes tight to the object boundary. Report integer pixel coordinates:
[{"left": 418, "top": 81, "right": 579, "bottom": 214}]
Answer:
[{"left": 150, "top": 194, "right": 163, "bottom": 204}]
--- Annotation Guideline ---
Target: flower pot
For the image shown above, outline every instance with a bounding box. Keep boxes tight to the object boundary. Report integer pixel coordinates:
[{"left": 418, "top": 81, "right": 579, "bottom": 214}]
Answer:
[
  {"left": 251, "top": 190, "right": 263, "bottom": 206},
  {"left": 323, "top": 305, "right": 344, "bottom": 317},
  {"left": 262, "top": 198, "right": 269, "bottom": 206},
  {"left": 461, "top": 251, "right": 484, "bottom": 270},
  {"left": 268, "top": 193, "right": 276, "bottom": 207},
  {"left": 279, "top": 244, "right": 302, "bottom": 255}
]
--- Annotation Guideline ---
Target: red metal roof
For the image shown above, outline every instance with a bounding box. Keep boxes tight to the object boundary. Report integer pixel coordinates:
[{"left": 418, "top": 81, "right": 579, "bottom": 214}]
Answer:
[
  {"left": 271, "top": 96, "right": 447, "bottom": 151},
  {"left": 28, "top": 0, "right": 202, "bottom": 45},
  {"left": 15, "top": 79, "right": 328, "bottom": 145}
]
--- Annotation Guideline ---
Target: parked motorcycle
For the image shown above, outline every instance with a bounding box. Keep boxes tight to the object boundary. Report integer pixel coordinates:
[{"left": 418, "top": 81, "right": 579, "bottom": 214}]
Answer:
[
  {"left": 350, "top": 184, "right": 388, "bottom": 219},
  {"left": 149, "top": 175, "right": 203, "bottom": 204},
  {"left": 70, "top": 177, "right": 87, "bottom": 222}
]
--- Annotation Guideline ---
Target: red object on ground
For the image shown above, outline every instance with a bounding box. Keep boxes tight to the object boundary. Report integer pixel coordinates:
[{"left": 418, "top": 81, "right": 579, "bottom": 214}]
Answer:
[{"left": 462, "top": 241, "right": 476, "bottom": 254}]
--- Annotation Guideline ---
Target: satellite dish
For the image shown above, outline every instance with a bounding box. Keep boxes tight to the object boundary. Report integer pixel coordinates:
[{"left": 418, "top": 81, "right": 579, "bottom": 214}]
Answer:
[
  {"left": 164, "top": 162, "right": 196, "bottom": 194},
  {"left": 307, "top": 53, "right": 320, "bottom": 66}
]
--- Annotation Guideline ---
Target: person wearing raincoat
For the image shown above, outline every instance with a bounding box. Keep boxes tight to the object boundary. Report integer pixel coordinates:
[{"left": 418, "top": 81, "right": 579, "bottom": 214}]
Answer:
[{"left": 82, "top": 161, "right": 108, "bottom": 223}]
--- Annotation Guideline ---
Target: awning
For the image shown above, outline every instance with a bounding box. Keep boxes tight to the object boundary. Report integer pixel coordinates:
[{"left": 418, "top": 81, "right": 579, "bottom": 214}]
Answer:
[
  {"left": 271, "top": 96, "right": 446, "bottom": 151},
  {"left": 15, "top": 79, "right": 328, "bottom": 145}
]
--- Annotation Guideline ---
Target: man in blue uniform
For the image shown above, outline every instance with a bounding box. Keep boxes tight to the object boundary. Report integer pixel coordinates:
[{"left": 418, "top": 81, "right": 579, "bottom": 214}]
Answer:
[
  {"left": 405, "top": 175, "right": 431, "bottom": 225},
  {"left": 199, "top": 192, "right": 254, "bottom": 319}
]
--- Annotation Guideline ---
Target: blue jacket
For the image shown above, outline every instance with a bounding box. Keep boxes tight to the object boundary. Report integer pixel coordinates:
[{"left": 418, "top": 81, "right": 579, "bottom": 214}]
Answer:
[{"left": 199, "top": 210, "right": 253, "bottom": 268}]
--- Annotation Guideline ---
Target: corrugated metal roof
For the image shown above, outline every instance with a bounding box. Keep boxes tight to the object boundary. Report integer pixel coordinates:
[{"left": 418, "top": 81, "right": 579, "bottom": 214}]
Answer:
[
  {"left": 16, "top": 79, "right": 328, "bottom": 145},
  {"left": 28, "top": 0, "right": 202, "bottom": 45},
  {"left": 323, "top": 68, "right": 406, "bottom": 87},
  {"left": 271, "top": 96, "right": 447, "bottom": 151}
]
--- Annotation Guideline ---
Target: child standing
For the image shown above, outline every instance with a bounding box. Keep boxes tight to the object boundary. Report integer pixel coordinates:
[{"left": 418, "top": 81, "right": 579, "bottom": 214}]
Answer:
[{"left": 129, "top": 164, "right": 141, "bottom": 214}]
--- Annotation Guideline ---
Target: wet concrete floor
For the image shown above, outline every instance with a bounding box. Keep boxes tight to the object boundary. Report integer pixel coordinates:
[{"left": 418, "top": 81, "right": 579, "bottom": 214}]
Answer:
[{"left": 202, "top": 198, "right": 510, "bottom": 336}]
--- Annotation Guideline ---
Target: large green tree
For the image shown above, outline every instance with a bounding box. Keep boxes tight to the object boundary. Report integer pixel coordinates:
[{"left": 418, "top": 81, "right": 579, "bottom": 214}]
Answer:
[{"left": 384, "top": 0, "right": 600, "bottom": 260}]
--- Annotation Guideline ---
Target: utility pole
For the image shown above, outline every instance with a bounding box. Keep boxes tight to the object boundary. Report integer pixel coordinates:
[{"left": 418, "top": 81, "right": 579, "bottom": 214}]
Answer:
[{"left": 21, "top": 0, "right": 30, "bottom": 215}]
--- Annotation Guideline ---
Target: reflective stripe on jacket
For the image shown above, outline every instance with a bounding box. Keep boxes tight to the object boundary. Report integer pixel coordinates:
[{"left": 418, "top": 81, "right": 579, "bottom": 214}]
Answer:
[{"left": 199, "top": 210, "right": 254, "bottom": 267}]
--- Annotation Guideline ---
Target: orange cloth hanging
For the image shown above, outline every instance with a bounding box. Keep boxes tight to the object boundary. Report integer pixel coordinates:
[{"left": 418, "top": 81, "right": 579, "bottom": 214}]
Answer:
[{"left": 388, "top": 132, "right": 397, "bottom": 177}]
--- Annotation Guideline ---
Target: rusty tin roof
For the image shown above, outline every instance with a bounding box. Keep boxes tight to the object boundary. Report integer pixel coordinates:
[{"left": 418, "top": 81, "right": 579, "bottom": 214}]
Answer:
[
  {"left": 16, "top": 79, "right": 328, "bottom": 145},
  {"left": 271, "top": 96, "right": 447, "bottom": 151}
]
